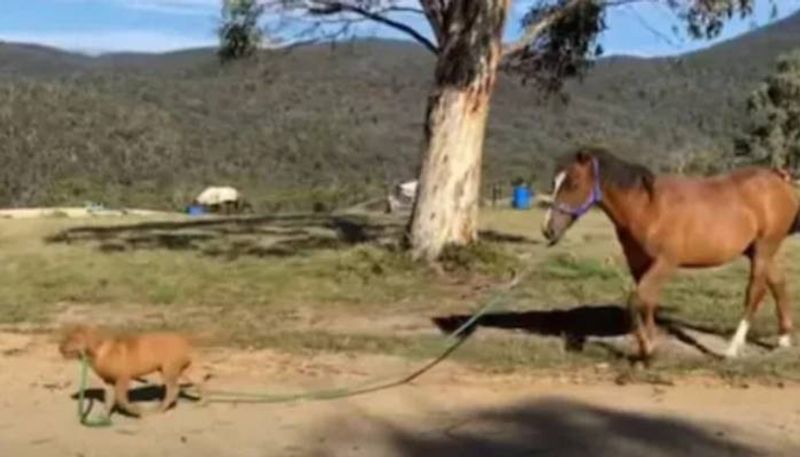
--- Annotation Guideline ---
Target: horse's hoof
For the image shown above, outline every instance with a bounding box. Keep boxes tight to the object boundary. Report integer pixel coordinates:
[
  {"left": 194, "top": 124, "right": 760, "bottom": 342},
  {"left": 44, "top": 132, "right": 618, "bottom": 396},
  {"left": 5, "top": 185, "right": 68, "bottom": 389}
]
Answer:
[
  {"left": 627, "top": 350, "right": 653, "bottom": 368},
  {"left": 626, "top": 356, "right": 646, "bottom": 370},
  {"left": 723, "top": 347, "right": 740, "bottom": 359},
  {"left": 778, "top": 334, "right": 792, "bottom": 349},
  {"left": 627, "top": 355, "right": 652, "bottom": 368},
  {"left": 640, "top": 345, "right": 655, "bottom": 364}
]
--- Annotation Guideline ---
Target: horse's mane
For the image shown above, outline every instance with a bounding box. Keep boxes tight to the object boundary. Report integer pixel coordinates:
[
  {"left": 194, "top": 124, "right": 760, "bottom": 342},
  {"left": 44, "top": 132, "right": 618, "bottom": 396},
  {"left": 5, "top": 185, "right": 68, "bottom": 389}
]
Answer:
[{"left": 557, "top": 146, "right": 655, "bottom": 194}]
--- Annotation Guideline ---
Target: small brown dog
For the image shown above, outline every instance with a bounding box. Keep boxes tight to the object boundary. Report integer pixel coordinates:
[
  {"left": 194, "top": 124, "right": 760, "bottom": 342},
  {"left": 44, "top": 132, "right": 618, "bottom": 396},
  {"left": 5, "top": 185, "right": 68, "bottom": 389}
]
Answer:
[{"left": 59, "top": 324, "right": 199, "bottom": 417}]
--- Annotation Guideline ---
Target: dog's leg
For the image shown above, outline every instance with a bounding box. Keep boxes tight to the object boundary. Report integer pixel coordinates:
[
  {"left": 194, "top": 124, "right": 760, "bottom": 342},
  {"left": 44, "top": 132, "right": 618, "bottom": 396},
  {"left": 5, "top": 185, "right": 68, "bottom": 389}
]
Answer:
[
  {"left": 179, "top": 372, "right": 202, "bottom": 398},
  {"left": 180, "top": 369, "right": 212, "bottom": 407},
  {"left": 159, "top": 364, "right": 183, "bottom": 412},
  {"left": 114, "top": 378, "right": 141, "bottom": 417},
  {"left": 103, "top": 383, "right": 116, "bottom": 417}
]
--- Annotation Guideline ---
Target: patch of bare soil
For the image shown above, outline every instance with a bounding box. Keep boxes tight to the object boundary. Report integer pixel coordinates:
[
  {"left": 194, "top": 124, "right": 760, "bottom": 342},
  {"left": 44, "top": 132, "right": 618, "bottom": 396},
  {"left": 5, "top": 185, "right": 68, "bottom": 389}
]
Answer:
[{"left": 1, "top": 332, "right": 800, "bottom": 457}]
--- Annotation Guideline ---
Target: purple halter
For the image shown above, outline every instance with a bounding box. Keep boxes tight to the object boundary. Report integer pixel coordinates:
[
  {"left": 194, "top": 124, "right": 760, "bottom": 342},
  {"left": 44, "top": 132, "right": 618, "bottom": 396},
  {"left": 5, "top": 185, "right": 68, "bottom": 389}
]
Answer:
[{"left": 552, "top": 158, "right": 603, "bottom": 218}]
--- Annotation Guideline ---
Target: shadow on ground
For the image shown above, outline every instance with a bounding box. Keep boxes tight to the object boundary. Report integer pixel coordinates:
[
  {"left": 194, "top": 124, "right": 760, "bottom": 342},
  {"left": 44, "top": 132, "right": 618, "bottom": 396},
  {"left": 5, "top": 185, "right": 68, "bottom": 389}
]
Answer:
[
  {"left": 46, "top": 213, "right": 539, "bottom": 260},
  {"left": 46, "top": 213, "right": 402, "bottom": 259},
  {"left": 321, "top": 397, "right": 768, "bottom": 457},
  {"left": 432, "top": 304, "right": 763, "bottom": 358},
  {"left": 70, "top": 382, "right": 200, "bottom": 418}
]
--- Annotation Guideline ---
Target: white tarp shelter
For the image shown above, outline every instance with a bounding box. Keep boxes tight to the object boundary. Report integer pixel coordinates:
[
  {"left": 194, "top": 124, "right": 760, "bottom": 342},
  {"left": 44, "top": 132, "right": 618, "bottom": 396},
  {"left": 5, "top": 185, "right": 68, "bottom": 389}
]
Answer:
[
  {"left": 386, "top": 180, "right": 417, "bottom": 213},
  {"left": 195, "top": 186, "right": 240, "bottom": 206}
]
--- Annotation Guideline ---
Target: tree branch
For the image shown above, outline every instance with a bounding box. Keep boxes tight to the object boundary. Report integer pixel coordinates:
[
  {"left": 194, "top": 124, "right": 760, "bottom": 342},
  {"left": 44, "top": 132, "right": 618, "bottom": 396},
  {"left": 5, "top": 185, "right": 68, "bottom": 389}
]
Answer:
[
  {"left": 385, "top": 6, "right": 426, "bottom": 15},
  {"left": 502, "top": 0, "right": 644, "bottom": 58},
  {"left": 309, "top": 1, "right": 439, "bottom": 54},
  {"left": 502, "top": 0, "right": 583, "bottom": 57},
  {"left": 419, "top": 0, "right": 446, "bottom": 46}
]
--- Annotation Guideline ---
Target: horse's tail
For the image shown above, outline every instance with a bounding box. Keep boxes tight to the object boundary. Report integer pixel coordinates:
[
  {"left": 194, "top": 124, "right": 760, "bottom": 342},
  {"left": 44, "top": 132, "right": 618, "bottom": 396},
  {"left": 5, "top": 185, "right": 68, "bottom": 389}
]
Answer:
[
  {"left": 773, "top": 168, "right": 793, "bottom": 183},
  {"left": 790, "top": 206, "right": 800, "bottom": 235},
  {"left": 771, "top": 168, "right": 800, "bottom": 235}
]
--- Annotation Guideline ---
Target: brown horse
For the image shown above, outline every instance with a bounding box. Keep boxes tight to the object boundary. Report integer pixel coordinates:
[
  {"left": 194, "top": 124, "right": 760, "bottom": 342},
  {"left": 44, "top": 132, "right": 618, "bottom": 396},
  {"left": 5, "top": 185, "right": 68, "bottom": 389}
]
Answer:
[{"left": 542, "top": 146, "right": 800, "bottom": 359}]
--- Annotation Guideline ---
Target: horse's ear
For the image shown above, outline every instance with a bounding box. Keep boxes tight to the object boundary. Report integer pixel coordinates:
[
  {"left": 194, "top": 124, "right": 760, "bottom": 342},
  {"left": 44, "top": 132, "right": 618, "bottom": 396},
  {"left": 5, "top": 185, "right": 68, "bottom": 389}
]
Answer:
[
  {"left": 576, "top": 150, "right": 592, "bottom": 164},
  {"left": 641, "top": 173, "right": 655, "bottom": 195}
]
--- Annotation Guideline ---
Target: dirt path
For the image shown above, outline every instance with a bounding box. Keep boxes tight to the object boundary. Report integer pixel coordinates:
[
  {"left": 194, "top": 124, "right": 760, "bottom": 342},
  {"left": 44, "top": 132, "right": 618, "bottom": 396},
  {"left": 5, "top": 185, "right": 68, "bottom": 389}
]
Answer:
[{"left": 2, "top": 332, "right": 800, "bottom": 457}]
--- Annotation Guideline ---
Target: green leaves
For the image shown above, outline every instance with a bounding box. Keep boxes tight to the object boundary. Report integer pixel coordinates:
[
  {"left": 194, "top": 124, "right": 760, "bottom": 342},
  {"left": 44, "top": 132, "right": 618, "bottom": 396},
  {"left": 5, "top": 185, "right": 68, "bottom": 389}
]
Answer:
[
  {"left": 506, "top": 0, "right": 606, "bottom": 94},
  {"left": 506, "top": 0, "right": 763, "bottom": 96},
  {"left": 735, "top": 49, "right": 800, "bottom": 171},
  {"left": 218, "top": 0, "right": 265, "bottom": 63}
]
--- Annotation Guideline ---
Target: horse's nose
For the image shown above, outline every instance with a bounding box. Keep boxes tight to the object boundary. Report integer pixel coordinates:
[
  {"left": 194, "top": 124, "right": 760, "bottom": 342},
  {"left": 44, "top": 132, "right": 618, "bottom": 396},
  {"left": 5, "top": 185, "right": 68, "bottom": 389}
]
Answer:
[{"left": 541, "top": 224, "right": 553, "bottom": 241}]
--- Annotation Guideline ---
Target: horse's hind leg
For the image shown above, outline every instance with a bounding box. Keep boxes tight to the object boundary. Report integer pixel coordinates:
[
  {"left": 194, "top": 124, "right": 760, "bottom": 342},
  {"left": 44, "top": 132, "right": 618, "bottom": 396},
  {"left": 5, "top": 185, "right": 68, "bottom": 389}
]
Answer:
[
  {"left": 766, "top": 259, "right": 793, "bottom": 348},
  {"left": 726, "top": 250, "right": 770, "bottom": 358}
]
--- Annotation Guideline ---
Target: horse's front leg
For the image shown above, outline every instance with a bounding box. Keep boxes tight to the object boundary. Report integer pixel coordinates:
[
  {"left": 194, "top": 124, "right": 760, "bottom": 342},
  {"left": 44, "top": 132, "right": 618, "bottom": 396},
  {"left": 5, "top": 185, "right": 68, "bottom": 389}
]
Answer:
[{"left": 629, "top": 258, "right": 675, "bottom": 360}]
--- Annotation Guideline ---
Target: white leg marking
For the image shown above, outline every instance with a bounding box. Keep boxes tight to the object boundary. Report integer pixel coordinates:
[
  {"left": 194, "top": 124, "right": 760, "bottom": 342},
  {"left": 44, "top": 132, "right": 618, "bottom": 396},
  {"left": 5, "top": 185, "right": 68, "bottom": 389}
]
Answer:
[
  {"left": 725, "top": 319, "right": 750, "bottom": 358},
  {"left": 778, "top": 334, "right": 792, "bottom": 349}
]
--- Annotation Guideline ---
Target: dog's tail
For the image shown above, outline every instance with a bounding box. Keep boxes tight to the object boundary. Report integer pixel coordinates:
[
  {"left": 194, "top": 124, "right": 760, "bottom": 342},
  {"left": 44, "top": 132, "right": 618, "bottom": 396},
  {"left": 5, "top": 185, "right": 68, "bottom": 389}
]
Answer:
[
  {"left": 184, "top": 329, "right": 218, "bottom": 347},
  {"left": 181, "top": 329, "right": 217, "bottom": 396}
]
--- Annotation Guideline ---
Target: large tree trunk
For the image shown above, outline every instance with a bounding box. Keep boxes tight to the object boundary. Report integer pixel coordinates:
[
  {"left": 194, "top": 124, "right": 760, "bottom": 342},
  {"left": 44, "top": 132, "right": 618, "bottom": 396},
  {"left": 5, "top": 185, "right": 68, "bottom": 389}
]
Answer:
[{"left": 408, "top": 0, "right": 510, "bottom": 261}]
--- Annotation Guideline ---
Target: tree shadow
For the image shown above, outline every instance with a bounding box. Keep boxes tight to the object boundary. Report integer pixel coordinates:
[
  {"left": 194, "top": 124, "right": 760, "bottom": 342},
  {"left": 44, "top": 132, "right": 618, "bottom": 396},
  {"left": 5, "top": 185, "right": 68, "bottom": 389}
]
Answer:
[
  {"left": 46, "top": 212, "right": 541, "bottom": 260},
  {"left": 345, "top": 397, "right": 773, "bottom": 457},
  {"left": 432, "top": 304, "right": 753, "bottom": 358},
  {"left": 479, "top": 229, "right": 540, "bottom": 245},
  {"left": 46, "top": 213, "right": 404, "bottom": 259}
]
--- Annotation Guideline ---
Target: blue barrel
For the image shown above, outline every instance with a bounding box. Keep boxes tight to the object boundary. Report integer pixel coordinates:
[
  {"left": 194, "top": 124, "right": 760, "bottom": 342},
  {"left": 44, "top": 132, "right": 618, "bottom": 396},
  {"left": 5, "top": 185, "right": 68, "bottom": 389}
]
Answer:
[
  {"left": 512, "top": 186, "right": 532, "bottom": 210},
  {"left": 187, "top": 205, "right": 205, "bottom": 216}
]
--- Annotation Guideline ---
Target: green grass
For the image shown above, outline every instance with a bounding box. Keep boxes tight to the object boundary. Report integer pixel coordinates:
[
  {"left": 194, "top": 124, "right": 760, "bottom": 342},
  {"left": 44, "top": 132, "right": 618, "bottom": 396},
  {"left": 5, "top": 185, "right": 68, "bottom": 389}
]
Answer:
[
  {"left": 0, "top": 213, "right": 499, "bottom": 324},
  {"left": 235, "top": 330, "right": 607, "bottom": 372},
  {"left": 540, "top": 254, "right": 621, "bottom": 281},
  {"left": 4, "top": 207, "right": 800, "bottom": 385}
]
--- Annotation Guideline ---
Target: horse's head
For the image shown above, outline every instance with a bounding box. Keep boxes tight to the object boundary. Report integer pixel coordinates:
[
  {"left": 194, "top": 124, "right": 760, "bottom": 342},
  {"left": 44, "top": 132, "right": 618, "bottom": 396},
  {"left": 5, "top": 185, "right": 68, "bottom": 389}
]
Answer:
[{"left": 542, "top": 149, "right": 602, "bottom": 246}]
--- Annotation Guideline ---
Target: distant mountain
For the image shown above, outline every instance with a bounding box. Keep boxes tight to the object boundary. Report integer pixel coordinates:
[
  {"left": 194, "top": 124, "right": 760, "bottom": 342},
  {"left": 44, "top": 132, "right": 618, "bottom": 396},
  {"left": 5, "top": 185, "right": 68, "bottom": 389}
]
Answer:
[
  {"left": 0, "top": 12, "right": 798, "bottom": 210},
  {"left": 0, "top": 41, "right": 91, "bottom": 75}
]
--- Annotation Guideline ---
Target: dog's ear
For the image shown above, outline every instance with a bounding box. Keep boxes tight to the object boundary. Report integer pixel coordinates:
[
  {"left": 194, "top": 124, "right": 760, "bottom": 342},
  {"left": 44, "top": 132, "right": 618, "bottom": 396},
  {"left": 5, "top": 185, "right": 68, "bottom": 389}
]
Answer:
[{"left": 57, "top": 323, "right": 78, "bottom": 338}]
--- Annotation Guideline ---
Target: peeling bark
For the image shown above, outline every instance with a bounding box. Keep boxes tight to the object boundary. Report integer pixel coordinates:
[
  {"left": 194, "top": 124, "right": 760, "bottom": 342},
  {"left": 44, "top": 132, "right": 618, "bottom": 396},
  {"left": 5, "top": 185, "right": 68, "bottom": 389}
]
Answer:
[{"left": 408, "top": 0, "right": 509, "bottom": 261}]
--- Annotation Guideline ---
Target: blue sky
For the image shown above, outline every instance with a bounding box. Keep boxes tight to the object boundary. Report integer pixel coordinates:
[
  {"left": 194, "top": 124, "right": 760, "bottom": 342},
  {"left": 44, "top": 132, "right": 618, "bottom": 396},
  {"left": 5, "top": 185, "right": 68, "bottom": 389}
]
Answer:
[{"left": 0, "top": 0, "right": 798, "bottom": 56}]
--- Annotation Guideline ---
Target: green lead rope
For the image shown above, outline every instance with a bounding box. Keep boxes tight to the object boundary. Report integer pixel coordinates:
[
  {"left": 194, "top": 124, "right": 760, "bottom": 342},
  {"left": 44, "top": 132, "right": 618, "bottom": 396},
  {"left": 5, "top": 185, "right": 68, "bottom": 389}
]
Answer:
[
  {"left": 190, "top": 268, "right": 527, "bottom": 405},
  {"left": 75, "top": 268, "right": 529, "bottom": 424},
  {"left": 77, "top": 353, "right": 113, "bottom": 427}
]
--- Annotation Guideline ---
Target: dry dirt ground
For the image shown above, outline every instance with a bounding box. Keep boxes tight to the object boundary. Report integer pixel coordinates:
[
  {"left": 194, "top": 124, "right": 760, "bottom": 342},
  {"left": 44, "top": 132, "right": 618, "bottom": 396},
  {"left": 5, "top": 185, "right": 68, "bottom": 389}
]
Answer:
[{"left": 2, "top": 332, "right": 800, "bottom": 457}]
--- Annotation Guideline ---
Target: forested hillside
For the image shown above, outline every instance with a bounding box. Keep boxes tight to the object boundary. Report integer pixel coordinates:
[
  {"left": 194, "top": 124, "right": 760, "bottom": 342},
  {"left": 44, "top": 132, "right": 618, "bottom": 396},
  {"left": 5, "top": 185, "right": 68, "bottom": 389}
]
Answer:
[{"left": 1, "top": 11, "right": 798, "bottom": 210}]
